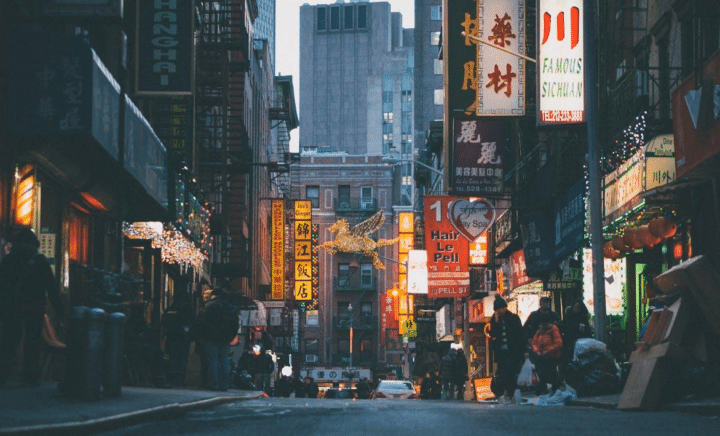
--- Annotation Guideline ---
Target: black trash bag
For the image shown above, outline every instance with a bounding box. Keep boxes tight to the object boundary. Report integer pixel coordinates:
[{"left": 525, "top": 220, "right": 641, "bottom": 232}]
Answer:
[{"left": 564, "top": 350, "right": 620, "bottom": 397}]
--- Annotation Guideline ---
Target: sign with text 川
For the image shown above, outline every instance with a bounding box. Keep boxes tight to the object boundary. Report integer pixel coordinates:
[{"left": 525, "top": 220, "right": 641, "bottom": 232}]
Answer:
[
  {"left": 424, "top": 196, "right": 470, "bottom": 298},
  {"left": 476, "top": 0, "right": 526, "bottom": 116},
  {"left": 537, "top": 0, "right": 585, "bottom": 124}
]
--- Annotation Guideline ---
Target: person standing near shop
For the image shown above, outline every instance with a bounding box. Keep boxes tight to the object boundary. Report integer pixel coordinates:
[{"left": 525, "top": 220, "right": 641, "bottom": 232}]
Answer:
[
  {"left": 252, "top": 344, "right": 275, "bottom": 395},
  {"left": 196, "top": 288, "right": 238, "bottom": 391},
  {"left": 523, "top": 297, "right": 561, "bottom": 343},
  {"left": 162, "top": 297, "right": 195, "bottom": 386},
  {"left": 0, "top": 228, "right": 62, "bottom": 387},
  {"left": 560, "top": 301, "right": 591, "bottom": 369},
  {"left": 531, "top": 312, "right": 563, "bottom": 396},
  {"left": 453, "top": 345, "right": 469, "bottom": 400},
  {"left": 440, "top": 346, "right": 457, "bottom": 400},
  {"left": 487, "top": 295, "right": 525, "bottom": 404}
]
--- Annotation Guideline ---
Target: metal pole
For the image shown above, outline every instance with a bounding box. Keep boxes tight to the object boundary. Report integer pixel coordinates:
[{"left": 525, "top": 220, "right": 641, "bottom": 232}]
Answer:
[
  {"left": 585, "top": 0, "right": 607, "bottom": 342},
  {"left": 348, "top": 304, "right": 353, "bottom": 373}
]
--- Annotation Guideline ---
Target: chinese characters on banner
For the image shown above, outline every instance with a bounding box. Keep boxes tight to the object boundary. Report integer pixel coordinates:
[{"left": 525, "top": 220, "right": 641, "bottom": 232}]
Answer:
[
  {"left": 477, "top": 0, "right": 526, "bottom": 116},
  {"left": 423, "top": 196, "right": 470, "bottom": 298},
  {"left": 447, "top": 0, "right": 482, "bottom": 116},
  {"left": 381, "top": 288, "right": 399, "bottom": 346},
  {"left": 452, "top": 119, "right": 506, "bottom": 195},
  {"left": 271, "top": 200, "right": 285, "bottom": 300},
  {"left": 294, "top": 201, "right": 312, "bottom": 302},
  {"left": 538, "top": 0, "right": 585, "bottom": 124}
]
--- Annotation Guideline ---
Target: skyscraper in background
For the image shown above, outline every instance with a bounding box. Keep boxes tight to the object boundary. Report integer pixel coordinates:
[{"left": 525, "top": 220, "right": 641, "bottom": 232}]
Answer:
[{"left": 299, "top": 1, "right": 413, "bottom": 161}]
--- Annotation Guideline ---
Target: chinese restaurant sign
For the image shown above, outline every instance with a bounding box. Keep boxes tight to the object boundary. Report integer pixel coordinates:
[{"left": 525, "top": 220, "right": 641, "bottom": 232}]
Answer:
[
  {"left": 476, "top": 0, "right": 526, "bottom": 116},
  {"left": 294, "top": 201, "right": 312, "bottom": 301},
  {"left": 445, "top": 0, "right": 481, "bottom": 116},
  {"left": 453, "top": 119, "right": 507, "bottom": 196},
  {"left": 538, "top": 0, "right": 585, "bottom": 124},
  {"left": 271, "top": 200, "right": 284, "bottom": 300},
  {"left": 424, "top": 196, "right": 470, "bottom": 298}
]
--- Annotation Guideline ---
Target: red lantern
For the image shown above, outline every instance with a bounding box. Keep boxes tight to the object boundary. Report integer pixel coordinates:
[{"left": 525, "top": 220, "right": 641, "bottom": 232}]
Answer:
[
  {"left": 673, "top": 241, "right": 683, "bottom": 260},
  {"left": 612, "top": 234, "right": 628, "bottom": 252},
  {"left": 604, "top": 241, "right": 622, "bottom": 259},
  {"left": 638, "top": 225, "right": 661, "bottom": 248},
  {"left": 649, "top": 216, "right": 678, "bottom": 239},
  {"left": 623, "top": 228, "right": 644, "bottom": 250}
]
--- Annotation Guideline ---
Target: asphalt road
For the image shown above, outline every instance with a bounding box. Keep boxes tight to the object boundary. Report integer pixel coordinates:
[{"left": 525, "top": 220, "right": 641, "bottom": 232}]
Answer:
[{"left": 104, "top": 397, "right": 719, "bottom": 436}]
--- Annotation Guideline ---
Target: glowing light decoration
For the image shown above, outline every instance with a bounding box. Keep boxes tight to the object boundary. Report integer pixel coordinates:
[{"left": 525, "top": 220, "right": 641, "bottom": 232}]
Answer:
[
  {"left": 319, "top": 210, "right": 398, "bottom": 270},
  {"left": 123, "top": 221, "right": 207, "bottom": 274}
]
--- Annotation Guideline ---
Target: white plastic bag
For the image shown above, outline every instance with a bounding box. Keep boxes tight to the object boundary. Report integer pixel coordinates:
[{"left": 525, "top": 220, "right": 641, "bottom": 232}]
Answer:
[
  {"left": 573, "top": 338, "right": 607, "bottom": 361},
  {"left": 516, "top": 358, "right": 537, "bottom": 387}
]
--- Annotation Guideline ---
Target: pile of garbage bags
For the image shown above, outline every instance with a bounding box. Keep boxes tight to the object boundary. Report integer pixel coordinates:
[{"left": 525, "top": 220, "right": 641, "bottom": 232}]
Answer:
[{"left": 564, "top": 338, "right": 621, "bottom": 397}]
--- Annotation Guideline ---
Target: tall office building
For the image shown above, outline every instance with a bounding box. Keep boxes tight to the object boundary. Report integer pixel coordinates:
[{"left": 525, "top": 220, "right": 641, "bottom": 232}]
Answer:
[
  {"left": 299, "top": 1, "right": 413, "bottom": 160},
  {"left": 255, "top": 0, "right": 276, "bottom": 71},
  {"left": 413, "top": 0, "right": 443, "bottom": 147}
]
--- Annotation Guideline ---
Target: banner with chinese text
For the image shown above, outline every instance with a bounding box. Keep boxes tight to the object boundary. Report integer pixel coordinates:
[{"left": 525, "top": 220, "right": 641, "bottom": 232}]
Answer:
[
  {"left": 294, "top": 201, "right": 312, "bottom": 301},
  {"left": 476, "top": 0, "right": 526, "bottom": 116},
  {"left": 271, "top": 200, "right": 285, "bottom": 300},
  {"left": 453, "top": 119, "right": 507, "bottom": 196}
]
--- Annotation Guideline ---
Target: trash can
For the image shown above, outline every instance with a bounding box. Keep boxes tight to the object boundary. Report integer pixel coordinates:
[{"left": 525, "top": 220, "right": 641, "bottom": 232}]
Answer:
[
  {"left": 81, "top": 308, "right": 106, "bottom": 401},
  {"left": 59, "top": 306, "right": 89, "bottom": 397},
  {"left": 103, "top": 312, "right": 126, "bottom": 397}
]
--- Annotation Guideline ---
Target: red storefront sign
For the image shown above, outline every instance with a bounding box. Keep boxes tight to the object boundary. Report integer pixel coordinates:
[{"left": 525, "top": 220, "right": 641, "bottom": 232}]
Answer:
[
  {"left": 509, "top": 249, "right": 530, "bottom": 290},
  {"left": 423, "top": 196, "right": 470, "bottom": 298},
  {"left": 672, "top": 50, "right": 720, "bottom": 178}
]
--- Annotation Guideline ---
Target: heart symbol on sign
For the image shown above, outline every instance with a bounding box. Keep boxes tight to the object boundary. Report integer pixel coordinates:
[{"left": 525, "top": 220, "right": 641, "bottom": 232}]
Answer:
[{"left": 448, "top": 199, "right": 496, "bottom": 241}]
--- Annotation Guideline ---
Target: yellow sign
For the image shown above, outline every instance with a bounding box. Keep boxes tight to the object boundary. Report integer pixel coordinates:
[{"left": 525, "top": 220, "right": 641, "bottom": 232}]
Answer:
[
  {"left": 295, "top": 200, "right": 312, "bottom": 221},
  {"left": 294, "top": 281, "right": 311, "bottom": 300},
  {"left": 399, "top": 317, "right": 417, "bottom": 337},
  {"left": 295, "top": 220, "right": 311, "bottom": 240},
  {"left": 398, "top": 212, "right": 414, "bottom": 233},
  {"left": 398, "top": 234, "right": 414, "bottom": 254},
  {"left": 294, "top": 261, "right": 312, "bottom": 281},
  {"left": 271, "top": 200, "right": 285, "bottom": 300},
  {"left": 15, "top": 165, "right": 35, "bottom": 226},
  {"left": 294, "top": 241, "right": 312, "bottom": 260}
]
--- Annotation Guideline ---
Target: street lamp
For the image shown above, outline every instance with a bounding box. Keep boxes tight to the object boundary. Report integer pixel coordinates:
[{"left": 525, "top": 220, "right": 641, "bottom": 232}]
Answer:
[{"left": 347, "top": 303, "right": 354, "bottom": 374}]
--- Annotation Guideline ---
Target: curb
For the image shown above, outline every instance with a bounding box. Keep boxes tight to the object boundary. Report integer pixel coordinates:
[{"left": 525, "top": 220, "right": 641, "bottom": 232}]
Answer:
[
  {"left": 0, "top": 392, "right": 264, "bottom": 436},
  {"left": 566, "top": 399, "right": 618, "bottom": 410}
]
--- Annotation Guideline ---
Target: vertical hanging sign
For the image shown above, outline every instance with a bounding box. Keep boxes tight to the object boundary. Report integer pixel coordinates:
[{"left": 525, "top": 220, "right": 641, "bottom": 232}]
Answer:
[
  {"left": 537, "top": 0, "right": 585, "bottom": 124},
  {"left": 271, "top": 200, "right": 285, "bottom": 300},
  {"left": 476, "top": 0, "right": 526, "bottom": 116},
  {"left": 294, "top": 201, "right": 312, "bottom": 302},
  {"left": 308, "top": 224, "right": 320, "bottom": 310},
  {"left": 423, "top": 196, "right": 471, "bottom": 298}
]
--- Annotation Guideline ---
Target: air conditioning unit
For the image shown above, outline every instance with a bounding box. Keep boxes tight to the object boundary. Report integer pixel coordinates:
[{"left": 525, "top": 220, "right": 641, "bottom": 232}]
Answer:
[
  {"left": 305, "top": 354, "right": 318, "bottom": 363},
  {"left": 361, "top": 201, "right": 373, "bottom": 209}
]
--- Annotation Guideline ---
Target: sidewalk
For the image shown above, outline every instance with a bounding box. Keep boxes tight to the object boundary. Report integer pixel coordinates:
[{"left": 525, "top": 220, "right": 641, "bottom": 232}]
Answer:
[
  {"left": 0, "top": 382, "right": 263, "bottom": 435},
  {"left": 569, "top": 393, "right": 720, "bottom": 416}
]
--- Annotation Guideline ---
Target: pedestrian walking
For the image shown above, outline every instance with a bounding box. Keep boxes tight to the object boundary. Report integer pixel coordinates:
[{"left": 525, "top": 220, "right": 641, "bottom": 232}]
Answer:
[
  {"left": 0, "top": 228, "right": 62, "bottom": 387},
  {"left": 252, "top": 344, "right": 275, "bottom": 395},
  {"left": 440, "top": 344, "right": 458, "bottom": 400},
  {"left": 453, "top": 345, "right": 468, "bottom": 400},
  {"left": 487, "top": 295, "right": 526, "bottom": 404},
  {"left": 196, "top": 288, "right": 238, "bottom": 391},
  {"left": 305, "top": 376, "right": 319, "bottom": 398},
  {"left": 531, "top": 312, "right": 563, "bottom": 396},
  {"left": 356, "top": 377, "right": 371, "bottom": 399},
  {"left": 161, "top": 297, "right": 195, "bottom": 386}
]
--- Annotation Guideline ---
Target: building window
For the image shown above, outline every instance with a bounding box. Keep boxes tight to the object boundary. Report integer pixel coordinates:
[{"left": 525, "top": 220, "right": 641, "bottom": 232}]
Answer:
[
  {"left": 338, "top": 339, "right": 350, "bottom": 356},
  {"left": 330, "top": 6, "right": 340, "bottom": 30},
  {"left": 306, "top": 185, "right": 319, "bottom": 208},
  {"left": 434, "top": 89, "right": 444, "bottom": 105},
  {"left": 338, "top": 184, "right": 350, "bottom": 208},
  {"left": 317, "top": 7, "right": 326, "bottom": 31},
  {"left": 358, "top": 5, "right": 367, "bottom": 28},
  {"left": 360, "top": 263, "right": 373, "bottom": 286},
  {"left": 361, "top": 186, "right": 373, "bottom": 208},
  {"left": 344, "top": 5, "right": 354, "bottom": 29},
  {"left": 434, "top": 58, "right": 443, "bottom": 75},
  {"left": 430, "top": 31, "right": 441, "bottom": 46},
  {"left": 305, "top": 339, "right": 320, "bottom": 354},
  {"left": 338, "top": 262, "right": 350, "bottom": 284},
  {"left": 430, "top": 5, "right": 442, "bottom": 21}
]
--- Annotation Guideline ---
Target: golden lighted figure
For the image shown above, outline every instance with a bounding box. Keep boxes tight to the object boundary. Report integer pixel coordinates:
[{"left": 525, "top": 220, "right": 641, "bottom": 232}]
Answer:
[{"left": 319, "top": 210, "right": 398, "bottom": 270}]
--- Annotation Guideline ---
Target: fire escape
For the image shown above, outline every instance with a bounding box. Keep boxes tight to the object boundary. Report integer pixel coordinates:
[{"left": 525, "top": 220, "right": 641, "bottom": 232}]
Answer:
[
  {"left": 269, "top": 76, "right": 299, "bottom": 198},
  {"left": 196, "top": 0, "right": 253, "bottom": 283}
]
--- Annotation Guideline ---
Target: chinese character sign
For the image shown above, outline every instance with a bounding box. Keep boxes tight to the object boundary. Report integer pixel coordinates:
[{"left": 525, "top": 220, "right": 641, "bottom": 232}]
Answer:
[
  {"left": 447, "top": 0, "right": 481, "bottom": 116},
  {"left": 452, "top": 119, "right": 506, "bottom": 195},
  {"left": 538, "top": 0, "right": 585, "bottom": 124},
  {"left": 294, "top": 201, "right": 313, "bottom": 301},
  {"left": 477, "top": 0, "right": 526, "bottom": 116},
  {"left": 271, "top": 200, "right": 285, "bottom": 300}
]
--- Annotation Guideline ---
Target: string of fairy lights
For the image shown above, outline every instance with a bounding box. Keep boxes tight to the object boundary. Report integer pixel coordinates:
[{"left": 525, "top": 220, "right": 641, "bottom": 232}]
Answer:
[{"left": 122, "top": 221, "right": 207, "bottom": 274}]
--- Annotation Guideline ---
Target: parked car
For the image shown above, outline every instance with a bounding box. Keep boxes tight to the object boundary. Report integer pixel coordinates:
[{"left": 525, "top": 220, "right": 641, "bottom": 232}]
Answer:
[
  {"left": 323, "top": 388, "right": 356, "bottom": 399},
  {"left": 370, "top": 380, "right": 418, "bottom": 400}
]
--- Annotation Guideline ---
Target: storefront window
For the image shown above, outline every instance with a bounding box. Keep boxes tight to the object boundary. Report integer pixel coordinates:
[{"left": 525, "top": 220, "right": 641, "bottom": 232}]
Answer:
[{"left": 68, "top": 205, "right": 90, "bottom": 265}]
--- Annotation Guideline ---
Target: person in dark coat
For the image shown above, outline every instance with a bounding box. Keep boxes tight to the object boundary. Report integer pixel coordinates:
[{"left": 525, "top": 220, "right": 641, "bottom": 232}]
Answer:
[
  {"left": 305, "top": 376, "right": 319, "bottom": 398},
  {"left": 523, "top": 296, "right": 561, "bottom": 344},
  {"left": 453, "top": 346, "right": 469, "bottom": 400},
  {"left": 0, "top": 228, "right": 62, "bottom": 387},
  {"left": 429, "top": 369, "right": 442, "bottom": 399},
  {"left": 252, "top": 345, "right": 275, "bottom": 395},
  {"left": 196, "top": 288, "right": 238, "bottom": 391},
  {"left": 356, "top": 377, "right": 371, "bottom": 399},
  {"left": 487, "top": 295, "right": 526, "bottom": 404},
  {"left": 560, "top": 301, "right": 591, "bottom": 369},
  {"left": 440, "top": 346, "right": 457, "bottom": 400},
  {"left": 161, "top": 297, "right": 195, "bottom": 386}
]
